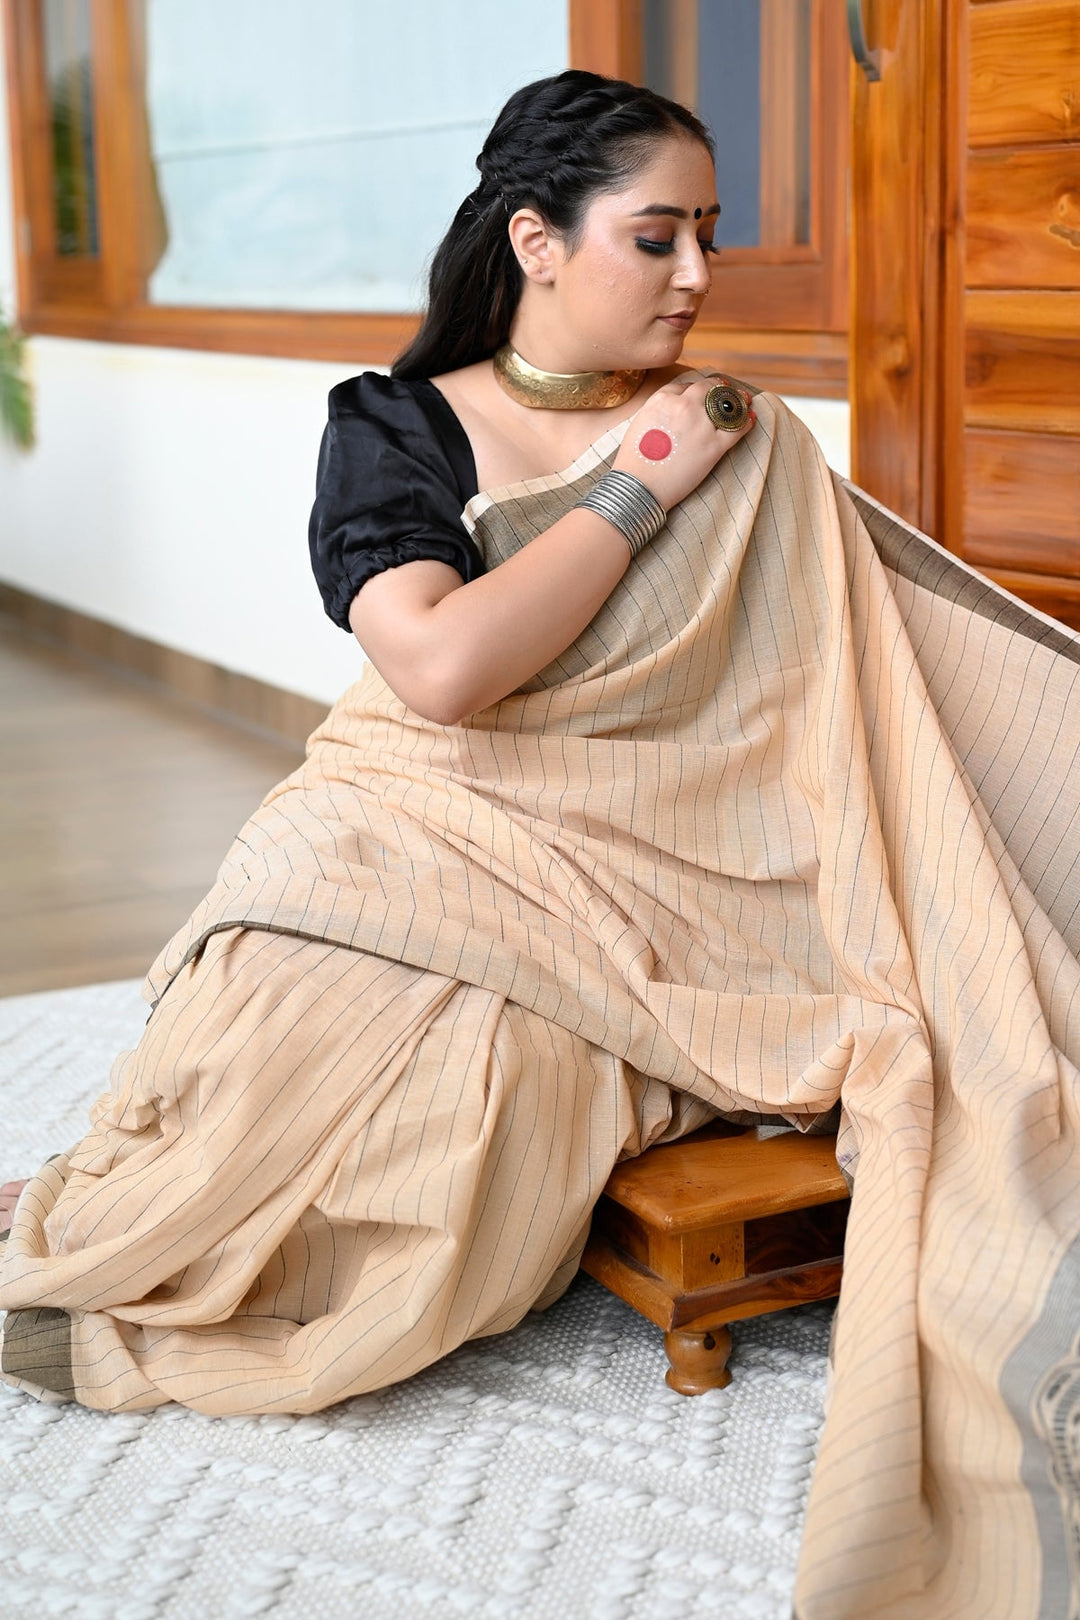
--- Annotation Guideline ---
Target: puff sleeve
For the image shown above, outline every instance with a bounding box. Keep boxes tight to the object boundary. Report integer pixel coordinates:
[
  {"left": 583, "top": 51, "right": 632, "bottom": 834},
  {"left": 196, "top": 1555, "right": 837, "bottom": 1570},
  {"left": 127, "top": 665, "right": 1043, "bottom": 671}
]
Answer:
[{"left": 309, "top": 373, "right": 485, "bottom": 631}]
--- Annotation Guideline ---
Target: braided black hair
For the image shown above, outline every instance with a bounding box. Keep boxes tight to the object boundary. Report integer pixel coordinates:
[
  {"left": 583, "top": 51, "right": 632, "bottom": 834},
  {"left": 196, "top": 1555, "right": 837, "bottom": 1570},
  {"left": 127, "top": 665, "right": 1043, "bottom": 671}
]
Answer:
[{"left": 391, "top": 71, "right": 713, "bottom": 381}]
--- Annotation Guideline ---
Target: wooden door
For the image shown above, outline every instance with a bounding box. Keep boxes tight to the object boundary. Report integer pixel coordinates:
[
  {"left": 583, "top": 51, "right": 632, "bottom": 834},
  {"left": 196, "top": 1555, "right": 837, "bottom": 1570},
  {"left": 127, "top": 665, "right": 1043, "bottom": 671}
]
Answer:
[{"left": 850, "top": 0, "right": 1080, "bottom": 631}]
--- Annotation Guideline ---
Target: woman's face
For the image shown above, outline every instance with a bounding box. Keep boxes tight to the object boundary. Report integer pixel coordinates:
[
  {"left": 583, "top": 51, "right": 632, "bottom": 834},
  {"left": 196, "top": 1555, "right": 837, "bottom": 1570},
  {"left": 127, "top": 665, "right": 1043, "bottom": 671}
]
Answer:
[{"left": 515, "top": 135, "right": 720, "bottom": 373}]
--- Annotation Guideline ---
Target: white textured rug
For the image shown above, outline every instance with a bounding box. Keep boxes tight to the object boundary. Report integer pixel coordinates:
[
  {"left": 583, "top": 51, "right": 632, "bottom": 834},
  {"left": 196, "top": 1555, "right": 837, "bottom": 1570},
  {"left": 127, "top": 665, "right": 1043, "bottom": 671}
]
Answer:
[{"left": 0, "top": 979, "right": 831, "bottom": 1619}]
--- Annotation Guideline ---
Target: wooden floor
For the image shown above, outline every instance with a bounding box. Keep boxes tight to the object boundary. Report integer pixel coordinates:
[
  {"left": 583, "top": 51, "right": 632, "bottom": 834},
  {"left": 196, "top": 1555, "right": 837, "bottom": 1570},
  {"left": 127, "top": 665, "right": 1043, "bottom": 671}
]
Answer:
[{"left": 0, "top": 622, "right": 305, "bottom": 997}]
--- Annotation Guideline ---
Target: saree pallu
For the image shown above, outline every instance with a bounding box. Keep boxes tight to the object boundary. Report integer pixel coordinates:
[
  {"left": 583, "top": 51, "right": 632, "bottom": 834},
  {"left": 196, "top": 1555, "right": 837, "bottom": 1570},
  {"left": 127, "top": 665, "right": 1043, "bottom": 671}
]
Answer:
[{"left": 2, "top": 394, "right": 1079, "bottom": 1617}]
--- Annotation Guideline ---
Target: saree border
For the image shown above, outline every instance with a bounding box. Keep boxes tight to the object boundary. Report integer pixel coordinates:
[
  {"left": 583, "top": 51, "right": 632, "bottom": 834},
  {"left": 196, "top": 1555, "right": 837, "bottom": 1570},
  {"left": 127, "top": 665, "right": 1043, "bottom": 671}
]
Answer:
[{"left": 847, "top": 481, "right": 1080, "bottom": 667}]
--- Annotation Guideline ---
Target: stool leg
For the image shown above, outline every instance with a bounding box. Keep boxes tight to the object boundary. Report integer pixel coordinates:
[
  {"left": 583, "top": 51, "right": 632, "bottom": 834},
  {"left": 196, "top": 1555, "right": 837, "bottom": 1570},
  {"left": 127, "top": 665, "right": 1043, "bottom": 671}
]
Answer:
[{"left": 663, "top": 1325, "right": 733, "bottom": 1395}]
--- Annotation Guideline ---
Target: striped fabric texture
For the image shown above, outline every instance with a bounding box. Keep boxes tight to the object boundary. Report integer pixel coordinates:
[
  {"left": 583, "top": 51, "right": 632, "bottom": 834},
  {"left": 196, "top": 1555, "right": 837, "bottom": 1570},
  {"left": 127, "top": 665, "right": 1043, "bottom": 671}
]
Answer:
[{"left": 2, "top": 394, "right": 1079, "bottom": 1617}]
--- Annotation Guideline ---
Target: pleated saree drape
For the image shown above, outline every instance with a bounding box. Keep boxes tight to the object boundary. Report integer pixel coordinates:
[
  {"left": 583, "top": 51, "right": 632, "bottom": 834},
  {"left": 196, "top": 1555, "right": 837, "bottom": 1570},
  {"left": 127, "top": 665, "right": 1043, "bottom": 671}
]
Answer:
[{"left": 3, "top": 394, "right": 1079, "bottom": 1617}]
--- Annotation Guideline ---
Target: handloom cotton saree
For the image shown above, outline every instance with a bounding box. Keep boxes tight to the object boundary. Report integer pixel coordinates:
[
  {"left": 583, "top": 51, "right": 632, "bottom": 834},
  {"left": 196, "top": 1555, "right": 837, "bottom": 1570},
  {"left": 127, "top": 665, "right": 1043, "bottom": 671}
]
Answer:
[{"left": 2, "top": 393, "right": 1079, "bottom": 1617}]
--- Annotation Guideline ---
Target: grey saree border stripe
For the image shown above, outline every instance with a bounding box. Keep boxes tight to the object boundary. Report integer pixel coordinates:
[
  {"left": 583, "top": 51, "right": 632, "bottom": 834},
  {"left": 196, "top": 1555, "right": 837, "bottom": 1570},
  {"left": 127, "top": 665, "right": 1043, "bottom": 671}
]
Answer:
[
  {"left": 472, "top": 470, "right": 598, "bottom": 562},
  {"left": 498, "top": 467, "right": 1080, "bottom": 667},
  {"left": 844, "top": 482, "right": 1080, "bottom": 666},
  {"left": 999, "top": 1231, "right": 1080, "bottom": 1620},
  {"left": 0, "top": 1305, "right": 76, "bottom": 1400}
]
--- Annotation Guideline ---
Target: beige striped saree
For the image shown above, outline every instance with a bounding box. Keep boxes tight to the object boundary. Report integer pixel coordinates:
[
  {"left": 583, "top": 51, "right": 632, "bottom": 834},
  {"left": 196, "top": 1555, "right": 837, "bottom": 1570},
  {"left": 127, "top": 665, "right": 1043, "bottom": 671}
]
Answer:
[{"left": 2, "top": 394, "right": 1079, "bottom": 1617}]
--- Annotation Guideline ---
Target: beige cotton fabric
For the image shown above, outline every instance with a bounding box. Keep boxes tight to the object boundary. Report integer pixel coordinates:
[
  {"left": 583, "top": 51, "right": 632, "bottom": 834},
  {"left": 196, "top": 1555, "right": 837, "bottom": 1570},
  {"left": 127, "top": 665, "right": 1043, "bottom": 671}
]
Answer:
[
  {"left": 2, "top": 393, "right": 1080, "bottom": 1617},
  {"left": 1, "top": 928, "right": 688, "bottom": 1409}
]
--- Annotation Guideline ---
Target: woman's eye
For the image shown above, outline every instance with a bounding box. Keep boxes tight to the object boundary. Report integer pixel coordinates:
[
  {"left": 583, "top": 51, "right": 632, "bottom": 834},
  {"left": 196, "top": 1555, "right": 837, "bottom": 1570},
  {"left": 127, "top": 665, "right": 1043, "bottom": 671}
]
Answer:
[{"left": 634, "top": 237, "right": 720, "bottom": 257}]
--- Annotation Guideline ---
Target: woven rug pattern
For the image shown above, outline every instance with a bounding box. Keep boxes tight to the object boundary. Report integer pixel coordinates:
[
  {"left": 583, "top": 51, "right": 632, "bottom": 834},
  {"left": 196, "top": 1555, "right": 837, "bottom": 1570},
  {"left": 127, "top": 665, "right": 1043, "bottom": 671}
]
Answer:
[{"left": 0, "top": 979, "right": 831, "bottom": 1619}]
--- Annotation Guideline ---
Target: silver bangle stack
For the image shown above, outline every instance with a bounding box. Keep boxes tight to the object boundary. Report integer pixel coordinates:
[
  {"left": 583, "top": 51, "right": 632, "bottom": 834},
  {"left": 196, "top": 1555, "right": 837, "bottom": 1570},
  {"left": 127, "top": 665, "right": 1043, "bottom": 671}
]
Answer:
[{"left": 575, "top": 470, "right": 667, "bottom": 559}]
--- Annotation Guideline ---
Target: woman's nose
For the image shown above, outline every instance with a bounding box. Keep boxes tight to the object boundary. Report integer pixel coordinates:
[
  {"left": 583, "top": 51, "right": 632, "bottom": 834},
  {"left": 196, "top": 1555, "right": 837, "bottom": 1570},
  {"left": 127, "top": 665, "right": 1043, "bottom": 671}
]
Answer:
[{"left": 672, "top": 246, "right": 712, "bottom": 296}]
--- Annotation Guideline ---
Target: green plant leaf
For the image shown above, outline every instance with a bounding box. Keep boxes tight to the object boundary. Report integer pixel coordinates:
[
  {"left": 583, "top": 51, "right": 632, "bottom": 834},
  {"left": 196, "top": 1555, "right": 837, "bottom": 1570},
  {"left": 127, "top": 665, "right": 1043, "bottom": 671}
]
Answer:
[{"left": 0, "top": 313, "right": 35, "bottom": 450}]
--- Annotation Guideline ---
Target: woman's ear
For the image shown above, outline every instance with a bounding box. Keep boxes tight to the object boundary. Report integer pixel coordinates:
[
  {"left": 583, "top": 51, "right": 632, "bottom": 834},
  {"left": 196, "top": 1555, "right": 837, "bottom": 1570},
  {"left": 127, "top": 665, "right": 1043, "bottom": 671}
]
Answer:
[{"left": 508, "top": 208, "right": 556, "bottom": 282}]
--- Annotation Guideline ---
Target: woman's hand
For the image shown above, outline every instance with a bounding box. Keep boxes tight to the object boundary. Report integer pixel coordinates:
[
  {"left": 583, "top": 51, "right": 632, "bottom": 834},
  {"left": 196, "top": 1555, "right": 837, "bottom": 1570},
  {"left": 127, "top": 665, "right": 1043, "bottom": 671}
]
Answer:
[
  {"left": 612, "top": 372, "right": 756, "bottom": 510},
  {"left": 0, "top": 1180, "right": 27, "bottom": 1233}
]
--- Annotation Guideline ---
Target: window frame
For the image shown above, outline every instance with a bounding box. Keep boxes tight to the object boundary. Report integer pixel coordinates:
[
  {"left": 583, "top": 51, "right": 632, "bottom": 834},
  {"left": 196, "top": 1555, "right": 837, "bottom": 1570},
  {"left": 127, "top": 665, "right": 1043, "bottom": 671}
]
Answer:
[
  {"left": 576, "top": 0, "right": 850, "bottom": 395},
  {"left": 4, "top": 0, "right": 848, "bottom": 393}
]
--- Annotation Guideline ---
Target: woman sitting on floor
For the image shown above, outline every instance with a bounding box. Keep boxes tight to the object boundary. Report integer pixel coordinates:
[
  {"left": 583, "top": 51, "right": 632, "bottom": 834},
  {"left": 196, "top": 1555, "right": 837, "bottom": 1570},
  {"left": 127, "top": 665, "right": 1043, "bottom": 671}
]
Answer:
[{"left": 3, "top": 70, "right": 1080, "bottom": 1620}]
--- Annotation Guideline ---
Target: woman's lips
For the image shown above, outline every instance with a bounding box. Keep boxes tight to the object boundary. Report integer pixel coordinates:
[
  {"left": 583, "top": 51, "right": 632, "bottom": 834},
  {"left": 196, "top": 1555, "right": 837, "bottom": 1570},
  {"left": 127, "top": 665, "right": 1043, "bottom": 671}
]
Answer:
[{"left": 659, "top": 312, "right": 697, "bottom": 330}]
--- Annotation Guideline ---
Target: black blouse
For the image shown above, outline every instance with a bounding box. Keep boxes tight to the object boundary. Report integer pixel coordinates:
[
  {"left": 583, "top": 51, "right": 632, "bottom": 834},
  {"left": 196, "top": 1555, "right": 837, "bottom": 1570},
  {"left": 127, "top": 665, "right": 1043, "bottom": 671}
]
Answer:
[{"left": 309, "top": 373, "right": 485, "bottom": 631}]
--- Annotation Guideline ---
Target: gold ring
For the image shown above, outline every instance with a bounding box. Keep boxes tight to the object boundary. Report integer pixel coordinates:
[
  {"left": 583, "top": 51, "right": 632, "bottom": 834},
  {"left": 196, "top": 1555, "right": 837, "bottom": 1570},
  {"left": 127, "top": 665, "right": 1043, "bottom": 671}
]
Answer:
[{"left": 705, "top": 383, "right": 750, "bottom": 432}]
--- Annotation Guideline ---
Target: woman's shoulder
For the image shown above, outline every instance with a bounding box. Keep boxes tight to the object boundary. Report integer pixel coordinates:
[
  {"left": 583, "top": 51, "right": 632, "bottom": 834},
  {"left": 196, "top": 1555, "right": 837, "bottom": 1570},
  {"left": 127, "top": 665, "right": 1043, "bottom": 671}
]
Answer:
[
  {"left": 327, "top": 369, "right": 445, "bottom": 424},
  {"left": 321, "top": 371, "right": 477, "bottom": 504}
]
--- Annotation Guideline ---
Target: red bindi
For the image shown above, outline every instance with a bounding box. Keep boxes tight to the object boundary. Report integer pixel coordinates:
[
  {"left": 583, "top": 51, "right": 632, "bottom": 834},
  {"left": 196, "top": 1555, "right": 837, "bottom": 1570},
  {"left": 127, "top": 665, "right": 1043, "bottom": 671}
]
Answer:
[{"left": 638, "top": 428, "right": 673, "bottom": 461}]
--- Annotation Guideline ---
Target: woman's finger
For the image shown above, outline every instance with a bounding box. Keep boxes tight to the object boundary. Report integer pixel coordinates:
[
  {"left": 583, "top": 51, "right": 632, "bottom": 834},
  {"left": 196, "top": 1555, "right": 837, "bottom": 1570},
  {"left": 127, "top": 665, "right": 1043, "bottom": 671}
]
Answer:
[{"left": 651, "top": 371, "right": 704, "bottom": 398}]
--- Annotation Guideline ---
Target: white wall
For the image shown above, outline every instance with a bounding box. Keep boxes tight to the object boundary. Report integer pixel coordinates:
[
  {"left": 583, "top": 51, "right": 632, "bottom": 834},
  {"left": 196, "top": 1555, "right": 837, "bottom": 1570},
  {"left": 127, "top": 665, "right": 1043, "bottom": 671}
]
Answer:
[
  {"left": 0, "top": 21, "right": 850, "bottom": 709},
  {"left": 779, "top": 397, "right": 848, "bottom": 476},
  {"left": 0, "top": 338, "right": 366, "bottom": 700}
]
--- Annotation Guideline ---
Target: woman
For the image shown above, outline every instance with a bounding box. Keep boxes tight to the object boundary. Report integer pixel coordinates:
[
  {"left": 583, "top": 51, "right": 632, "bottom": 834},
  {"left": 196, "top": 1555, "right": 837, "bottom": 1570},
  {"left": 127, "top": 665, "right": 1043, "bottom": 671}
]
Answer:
[
  {"left": 3, "top": 71, "right": 1080, "bottom": 1620},
  {"left": 0, "top": 72, "right": 752, "bottom": 1390}
]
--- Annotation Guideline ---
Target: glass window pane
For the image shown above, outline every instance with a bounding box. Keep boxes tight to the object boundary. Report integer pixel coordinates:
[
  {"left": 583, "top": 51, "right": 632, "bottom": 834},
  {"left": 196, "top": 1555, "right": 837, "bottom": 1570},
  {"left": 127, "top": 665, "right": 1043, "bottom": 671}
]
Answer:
[
  {"left": 642, "top": 0, "right": 813, "bottom": 252},
  {"left": 44, "top": 0, "right": 99, "bottom": 257},
  {"left": 139, "top": 0, "right": 567, "bottom": 313}
]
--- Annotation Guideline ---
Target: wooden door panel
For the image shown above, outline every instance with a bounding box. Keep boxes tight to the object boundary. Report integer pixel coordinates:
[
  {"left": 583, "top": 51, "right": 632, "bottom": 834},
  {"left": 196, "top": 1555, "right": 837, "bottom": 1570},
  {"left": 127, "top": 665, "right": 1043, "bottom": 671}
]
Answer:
[
  {"left": 969, "top": 0, "right": 1080, "bottom": 148},
  {"left": 852, "top": 0, "right": 1080, "bottom": 633},
  {"left": 850, "top": 0, "right": 957, "bottom": 537},
  {"left": 967, "top": 147, "right": 1080, "bottom": 288},
  {"left": 964, "top": 429, "right": 1080, "bottom": 573},
  {"left": 965, "top": 292, "right": 1080, "bottom": 434}
]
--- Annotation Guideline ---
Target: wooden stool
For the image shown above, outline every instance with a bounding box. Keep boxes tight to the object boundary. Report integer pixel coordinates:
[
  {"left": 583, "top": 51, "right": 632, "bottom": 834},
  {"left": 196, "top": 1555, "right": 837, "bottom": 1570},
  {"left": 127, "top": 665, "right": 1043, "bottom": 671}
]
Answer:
[{"left": 581, "top": 1124, "right": 849, "bottom": 1394}]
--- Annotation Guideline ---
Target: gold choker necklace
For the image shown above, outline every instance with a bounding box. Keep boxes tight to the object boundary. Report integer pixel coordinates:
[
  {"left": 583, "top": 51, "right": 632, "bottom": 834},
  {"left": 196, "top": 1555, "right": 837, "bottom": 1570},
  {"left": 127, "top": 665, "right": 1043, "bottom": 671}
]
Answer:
[{"left": 493, "top": 344, "right": 645, "bottom": 411}]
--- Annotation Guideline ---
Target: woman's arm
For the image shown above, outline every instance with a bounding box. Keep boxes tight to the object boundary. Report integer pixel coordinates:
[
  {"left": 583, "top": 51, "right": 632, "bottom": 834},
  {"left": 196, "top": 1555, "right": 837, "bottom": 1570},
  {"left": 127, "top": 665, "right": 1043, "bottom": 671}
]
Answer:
[
  {"left": 349, "top": 504, "right": 635, "bottom": 725},
  {"left": 349, "top": 373, "right": 754, "bottom": 725}
]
